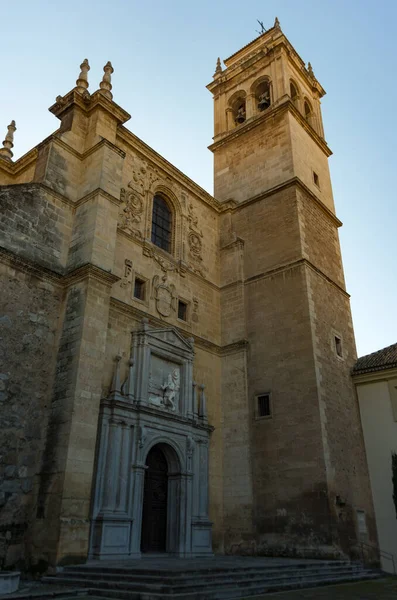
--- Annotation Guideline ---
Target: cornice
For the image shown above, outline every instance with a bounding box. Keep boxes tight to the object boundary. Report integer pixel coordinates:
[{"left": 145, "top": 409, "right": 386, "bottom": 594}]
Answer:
[
  {"left": 0, "top": 247, "right": 122, "bottom": 292},
  {"left": 0, "top": 180, "right": 121, "bottom": 211},
  {"left": 75, "top": 187, "right": 122, "bottom": 209},
  {"left": 245, "top": 257, "right": 350, "bottom": 299},
  {"left": 109, "top": 297, "right": 221, "bottom": 354},
  {"left": 100, "top": 397, "right": 214, "bottom": 432},
  {"left": 117, "top": 126, "right": 220, "bottom": 213},
  {"left": 352, "top": 366, "right": 397, "bottom": 383},
  {"left": 220, "top": 236, "right": 245, "bottom": 251},
  {"left": 211, "top": 30, "right": 324, "bottom": 97},
  {"left": 0, "top": 181, "right": 75, "bottom": 208},
  {"left": 0, "top": 147, "right": 38, "bottom": 178},
  {"left": 209, "top": 99, "right": 332, "bottom": 158},
  {"left": 82, "top": 137, "right": 126, "bottom": 160},
  {"left": 220, "top": 339, "right": 249, "bottom": 356},
  {"left": 49, "top": 89, "right": 131, "bottom": 125},
  {"left": 0, "top": 246, "right": 64, "bottom": 283},
  {"left": 40, "top": 135, "right": 126, "bottom": 162},
  {"left": 230, "top": 176, "right": 342, "bottom": 229},
  {"left": 63, "top": 264, "right": 120, "bottom": 288}
]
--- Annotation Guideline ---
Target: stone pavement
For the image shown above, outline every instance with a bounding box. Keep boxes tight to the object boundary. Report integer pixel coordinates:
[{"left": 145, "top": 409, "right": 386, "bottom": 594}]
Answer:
[{"left": 243, "top": 578, "right": 397, "bottom": 600}]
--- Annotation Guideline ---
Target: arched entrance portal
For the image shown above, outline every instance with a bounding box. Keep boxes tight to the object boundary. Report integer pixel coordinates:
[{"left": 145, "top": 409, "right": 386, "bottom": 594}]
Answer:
[{"left": 141, "top": 445, "right": 169, "bottom": 552}]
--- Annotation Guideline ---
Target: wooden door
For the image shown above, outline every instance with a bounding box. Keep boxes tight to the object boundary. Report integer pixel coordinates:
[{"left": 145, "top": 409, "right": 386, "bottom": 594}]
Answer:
[{"left": 141, "top": 446, "right": 168, "bottom": 552}]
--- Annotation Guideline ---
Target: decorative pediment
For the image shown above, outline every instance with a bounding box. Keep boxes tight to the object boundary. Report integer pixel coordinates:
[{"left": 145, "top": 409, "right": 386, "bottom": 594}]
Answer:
[{"left": 146, "top": 327, "right": 194, "bottom": 354}]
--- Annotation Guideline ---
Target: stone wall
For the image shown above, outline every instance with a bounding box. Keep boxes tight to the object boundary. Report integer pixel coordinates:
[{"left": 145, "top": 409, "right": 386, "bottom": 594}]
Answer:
[
  {"left": 306, "top": 265, "right": 378, "bottom": 552},
  {"left": 0, "top": 262, "right": 62, "bottom": 568},
  {"left": 0, "top": 184, "right": 73, "bottom": 272},
  {"left": 245, "top": 264, "right": 330, "bottom": 554},
  {"left": 214, "top": 112, "right": 294, "bottom": 204}
]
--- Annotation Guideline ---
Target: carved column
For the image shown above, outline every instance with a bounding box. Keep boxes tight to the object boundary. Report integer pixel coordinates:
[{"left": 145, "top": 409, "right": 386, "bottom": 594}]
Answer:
[
  {"left": 102, "top": 419, "right": 121, "bottom": 512},
  {"left": 185, "top": 357, "right": 194, "bottom": 419},
  {"left": 198, "top": 440, "right": 210, "bottom": 519},
  {"left": 135, "top": 334, "right": 150, "bottom": 406},
  {"left": 115, "top": 423, "right": 130, "bottom": 513},
  {"left": 226, "top": 107, "right": 234, "bottom": 131},
  {"left": 246, "top": 93, "right": 256, "bottom": 119},
  {"left": 192, "top": 381, "right": 199, "bottom": 420},
  {"left": 129, "top": 463, "right": 146, "bottom": 557}
]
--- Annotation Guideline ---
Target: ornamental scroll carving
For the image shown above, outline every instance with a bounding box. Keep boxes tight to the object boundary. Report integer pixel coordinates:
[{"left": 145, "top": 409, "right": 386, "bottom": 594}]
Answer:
[
  {"left": 119, "top": 168, "right": 145, "bottom": 238},
  {"left": 186, "top": 202, "right": 206, "bottom": 277}
]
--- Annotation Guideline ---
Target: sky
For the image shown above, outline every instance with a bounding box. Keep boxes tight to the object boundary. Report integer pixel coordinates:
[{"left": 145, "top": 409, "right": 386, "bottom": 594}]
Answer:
[{"left": 1, "top": 0, "right": 396, "bottom": 357}]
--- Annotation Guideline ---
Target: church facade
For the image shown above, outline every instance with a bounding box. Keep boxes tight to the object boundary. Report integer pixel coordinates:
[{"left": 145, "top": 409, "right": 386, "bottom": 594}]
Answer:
[{"left": 0, "top": 20, "right": 377, "bottom": 570}]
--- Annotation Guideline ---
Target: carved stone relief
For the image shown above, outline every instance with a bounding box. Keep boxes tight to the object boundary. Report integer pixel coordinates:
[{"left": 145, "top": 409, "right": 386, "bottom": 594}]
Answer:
[
  {"left": 119, "top": 168, "right": 146, "bottom": 238},
  {"left": 152, "top": 275, "right": 176, "bottom": 317},
  {"left": 192, "top": 297, "right": 199, "bottom": 323},
  {"left": 148, "top": 355, "right": 180, "bottom": 412},
  {"left": 186, "top": 202, "right": 206, "bottom": 278},
  {"left": 120, "top": 259, "right": 133, "bottom": 289}
]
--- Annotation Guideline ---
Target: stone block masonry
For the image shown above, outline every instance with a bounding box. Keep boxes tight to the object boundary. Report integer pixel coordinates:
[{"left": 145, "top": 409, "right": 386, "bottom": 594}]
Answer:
[{"left": 0, "top": 21, "right": 378, "bottom": 569}]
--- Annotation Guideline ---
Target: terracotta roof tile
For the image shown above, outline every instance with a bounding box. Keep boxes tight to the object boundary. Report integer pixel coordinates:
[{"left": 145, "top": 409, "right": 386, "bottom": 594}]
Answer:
[{"left": 352, "top": 342, "right": 397, "bottom": 375}]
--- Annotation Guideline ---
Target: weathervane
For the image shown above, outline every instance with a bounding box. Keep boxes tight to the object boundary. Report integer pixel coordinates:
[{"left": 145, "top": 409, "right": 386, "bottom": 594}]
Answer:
[{"left": 256, "top": 20, "right": 266, "bottom": 35}]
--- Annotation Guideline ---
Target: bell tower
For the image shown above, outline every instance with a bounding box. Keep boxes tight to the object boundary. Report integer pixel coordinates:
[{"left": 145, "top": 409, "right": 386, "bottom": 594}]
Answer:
[
  {"left": 209, "top": 20, "right": 378, "bottom": 557},
  {"left": 207, "top": 17, "right": 332, "bottom": 210}
]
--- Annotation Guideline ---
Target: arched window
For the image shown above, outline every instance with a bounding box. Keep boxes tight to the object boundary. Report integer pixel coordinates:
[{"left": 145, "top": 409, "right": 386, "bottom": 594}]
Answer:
[
  {"left": 151, "top": 195, "right": 172, "bottom": 253},
  {"left": 233, "top": 98, "right": 246, "bottom": 125},
  {"left": 255, "top": 80, "right": 271, "bottom": 112},
  {"left": 290, "top": 81, "right": 299, "bottom": 104},
  {"left": 304, "top": 100, "right": 312, "bottom": 121}
]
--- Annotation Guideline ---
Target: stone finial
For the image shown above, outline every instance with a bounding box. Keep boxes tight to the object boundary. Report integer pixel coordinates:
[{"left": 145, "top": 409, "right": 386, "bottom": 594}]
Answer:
[
  {"left": 99, "top": 61, "right": 114, "bottom": 100},
  {"left": 274, "top": 16, "right": 280, "bottom": 29},
  {"left": 213, "top": 57, "right": 222, "bottom": 78},
  {"left": 75, "top": 58, "right": 90, "bottom": 94},
  {"left": 0, "top": 120, "right": 16, "bottom": 161},
  {"left": 307, "top": 62, "right": 315, "bottom": 78}
]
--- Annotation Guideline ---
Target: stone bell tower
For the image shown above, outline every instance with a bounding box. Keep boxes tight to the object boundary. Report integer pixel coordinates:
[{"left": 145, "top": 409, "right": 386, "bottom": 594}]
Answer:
[{"left": 208, "top": 19, "right": 377, "bottom": 556}]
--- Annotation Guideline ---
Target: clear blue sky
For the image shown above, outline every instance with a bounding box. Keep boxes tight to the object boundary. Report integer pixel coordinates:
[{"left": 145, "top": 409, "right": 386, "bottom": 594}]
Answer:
[{"left": 1, "top": 0, "right": 396, "bottom": 357}]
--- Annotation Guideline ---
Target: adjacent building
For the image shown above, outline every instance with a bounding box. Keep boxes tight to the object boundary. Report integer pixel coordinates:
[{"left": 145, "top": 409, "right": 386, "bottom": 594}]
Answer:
[{"left": 353, "top": 343, "right": 397, "bottom": 573}]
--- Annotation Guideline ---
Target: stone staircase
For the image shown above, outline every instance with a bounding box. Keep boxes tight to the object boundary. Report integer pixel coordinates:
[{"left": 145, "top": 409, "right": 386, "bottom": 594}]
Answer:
[{"left": 42, "top": 556, "right": 382, "bottom": 599}]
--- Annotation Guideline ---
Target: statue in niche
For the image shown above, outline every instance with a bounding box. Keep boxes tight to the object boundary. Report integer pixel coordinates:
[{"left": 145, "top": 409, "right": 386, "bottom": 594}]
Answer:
[{"left": 161, "top": 368, "right": 180, "bottom": 411}]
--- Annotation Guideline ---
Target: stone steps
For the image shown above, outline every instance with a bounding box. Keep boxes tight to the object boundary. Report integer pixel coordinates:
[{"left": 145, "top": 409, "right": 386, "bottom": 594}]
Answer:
[
  {"left": 44, "top": 565, "right": 370, "bottom": 589},
  {"left": 42, "top": 561, "right": 382, "bottom": 599},
  {"left": 62, "top": 559, "right": 351, "bottom": 577}
]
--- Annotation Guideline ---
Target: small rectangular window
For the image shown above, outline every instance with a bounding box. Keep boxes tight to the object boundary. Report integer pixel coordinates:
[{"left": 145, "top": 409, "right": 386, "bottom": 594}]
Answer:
[
  {"left": 313, "top": 171, "right": 320, "bottom": 187},
  {"left": 334, "top": 335, "right": 343, "bottom": 358},
  {"left": 178, "top": 300, "right": 187, "bottom": 321},
  {"left": 257, "top": 394, "right": 271, "bottom": 418},
  {"left": 134, "top": 278, "right": 145, "bottom": 301},
  {"left": 357, "top": 510, "right": 367, "bottom": 535}
]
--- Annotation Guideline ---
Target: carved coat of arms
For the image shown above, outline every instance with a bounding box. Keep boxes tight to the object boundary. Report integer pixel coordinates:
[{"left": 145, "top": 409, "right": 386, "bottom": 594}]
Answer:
[{"left": 152, "top": 275, "right": 176, "bottom": 317}]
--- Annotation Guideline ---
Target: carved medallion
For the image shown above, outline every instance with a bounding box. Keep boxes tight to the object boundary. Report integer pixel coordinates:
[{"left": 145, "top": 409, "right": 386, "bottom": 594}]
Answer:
[{"left": 188, "top": 232, "right": 202, "bottom": 258}]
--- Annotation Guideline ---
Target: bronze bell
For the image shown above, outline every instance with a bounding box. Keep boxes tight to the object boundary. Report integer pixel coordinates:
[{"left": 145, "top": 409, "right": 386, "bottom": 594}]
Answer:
[
  {"left": 258, "top": 92, "right": 270, "bottom": 111},
  {"left": 235, "top": 106, "right": 246, "bottom": 124}
]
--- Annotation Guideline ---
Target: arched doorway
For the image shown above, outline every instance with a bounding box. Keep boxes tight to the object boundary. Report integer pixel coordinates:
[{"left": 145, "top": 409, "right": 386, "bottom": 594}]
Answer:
[{"left": 141, "top": 445, "right": 168, "bottom": 552}]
